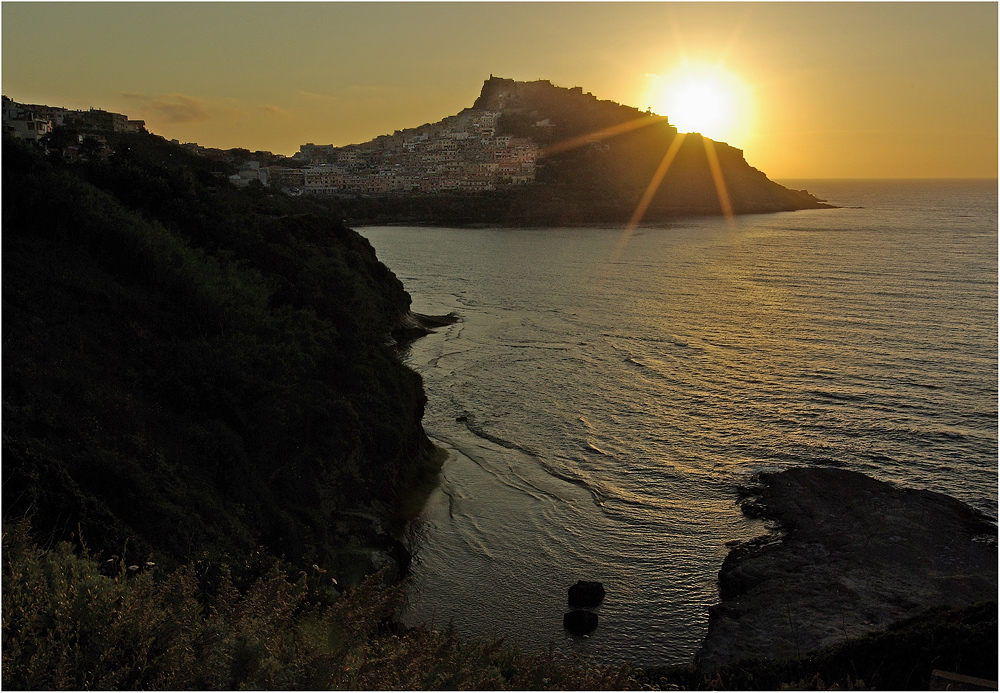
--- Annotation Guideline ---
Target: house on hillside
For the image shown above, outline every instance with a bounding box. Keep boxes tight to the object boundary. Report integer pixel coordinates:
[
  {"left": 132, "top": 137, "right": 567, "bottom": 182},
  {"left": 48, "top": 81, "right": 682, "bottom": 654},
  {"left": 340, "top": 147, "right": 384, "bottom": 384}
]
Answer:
[
  {"left": 2, "top": 95, "right": 53, "bottom": 141},
  {"left": 69, "top": 108, "right": 129, "bottom": 132},
  {"left": 4, "top": 117, "right": 51, "bottom": 141}
]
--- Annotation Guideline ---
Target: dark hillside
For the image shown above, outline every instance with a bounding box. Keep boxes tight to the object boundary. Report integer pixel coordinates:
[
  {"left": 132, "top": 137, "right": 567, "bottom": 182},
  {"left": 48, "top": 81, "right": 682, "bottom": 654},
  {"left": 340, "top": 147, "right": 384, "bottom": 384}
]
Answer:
[
  {"left": 476, "top": 76, "right": 652, "bottom": 145},
  {"left": 476, "top": 77, "right": 830, "bottom": 219},
  {"left": 2, "top": 133, "right": 431, "bottom": 572}
]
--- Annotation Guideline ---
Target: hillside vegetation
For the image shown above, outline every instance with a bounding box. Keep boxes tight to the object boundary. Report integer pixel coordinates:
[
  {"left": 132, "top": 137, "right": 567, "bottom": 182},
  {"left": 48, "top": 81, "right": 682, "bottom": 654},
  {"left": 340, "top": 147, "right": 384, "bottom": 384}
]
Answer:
[
  {"left": 2, "top": 520, "right": 647, "bottom": 690},
  {"left": 3, "top": 131, "right": 431, "bottom": 574}
]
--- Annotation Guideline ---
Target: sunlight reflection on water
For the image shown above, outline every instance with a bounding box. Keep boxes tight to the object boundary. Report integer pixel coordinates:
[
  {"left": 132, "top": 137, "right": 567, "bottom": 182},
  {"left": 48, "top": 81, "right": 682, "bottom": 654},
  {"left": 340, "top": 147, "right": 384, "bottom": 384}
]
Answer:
[{"left": 360, "top": 179, "right": 998, "bottom": 666}]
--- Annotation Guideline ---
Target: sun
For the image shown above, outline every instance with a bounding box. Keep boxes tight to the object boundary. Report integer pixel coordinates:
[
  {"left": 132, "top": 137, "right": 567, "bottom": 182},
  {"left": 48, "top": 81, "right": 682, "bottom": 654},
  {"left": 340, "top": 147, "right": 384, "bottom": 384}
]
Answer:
[{"left": 647, "top": 64, "right": 752, "bottom": 144}]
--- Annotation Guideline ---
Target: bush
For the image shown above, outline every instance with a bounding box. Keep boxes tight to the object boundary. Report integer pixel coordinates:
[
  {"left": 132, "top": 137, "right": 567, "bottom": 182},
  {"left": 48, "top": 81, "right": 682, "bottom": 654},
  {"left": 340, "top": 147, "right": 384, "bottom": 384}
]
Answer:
[{"left": 2, "top": 524, "right": 646, "bottom": 690}]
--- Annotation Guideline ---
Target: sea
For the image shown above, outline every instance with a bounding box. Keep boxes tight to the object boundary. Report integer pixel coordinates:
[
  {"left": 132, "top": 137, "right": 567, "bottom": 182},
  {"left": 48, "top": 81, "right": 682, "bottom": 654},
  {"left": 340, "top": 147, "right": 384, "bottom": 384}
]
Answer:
[{"left": 358, "top": 179, "right": 998, "bottom": 668}]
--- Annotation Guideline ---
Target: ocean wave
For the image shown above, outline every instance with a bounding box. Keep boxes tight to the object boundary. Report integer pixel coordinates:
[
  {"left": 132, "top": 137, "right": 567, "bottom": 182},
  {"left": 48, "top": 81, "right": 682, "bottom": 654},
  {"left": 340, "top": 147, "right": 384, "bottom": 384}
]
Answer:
[
  {"left": 585, "top": 441, "right": 609, "bottom": 456},
  {"left": 459, "top": 417, "right": 539, "bottom": 456},
  {"left": 808, "top": 388, "right": 869, "bottom": 403}
]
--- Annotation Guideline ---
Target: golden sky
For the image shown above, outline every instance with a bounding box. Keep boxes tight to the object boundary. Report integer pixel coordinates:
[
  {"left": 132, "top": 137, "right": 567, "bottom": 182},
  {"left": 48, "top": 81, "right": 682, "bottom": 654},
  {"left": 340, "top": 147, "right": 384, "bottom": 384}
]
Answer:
[{"left": 3, "top": 2, "right": 997, "bottom": 178}]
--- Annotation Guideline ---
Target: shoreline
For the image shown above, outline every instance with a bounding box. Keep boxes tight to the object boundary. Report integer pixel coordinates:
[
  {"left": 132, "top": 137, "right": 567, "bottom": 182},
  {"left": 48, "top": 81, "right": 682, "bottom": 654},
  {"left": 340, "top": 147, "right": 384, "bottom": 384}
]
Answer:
[
  {"left": 697, "top": 466, "right": 998, "bottom": 668},
  {"left": 326, "top": 313, "right": 457, "bottom": 586},
  {"left": 392, "top": 310, "right": 461, "bottom": 347},
  {"left": 350, "top": 202, "right": 838, "bottom": 231}
]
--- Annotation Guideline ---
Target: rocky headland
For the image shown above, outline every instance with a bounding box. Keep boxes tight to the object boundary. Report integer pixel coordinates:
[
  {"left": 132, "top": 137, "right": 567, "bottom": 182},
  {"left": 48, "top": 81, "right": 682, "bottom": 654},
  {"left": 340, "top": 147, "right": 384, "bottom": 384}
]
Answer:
[
  {"left": 698, "top": 466, "right": 997, "bottom": 669},
  {"left": 335, "top": 77, "right": 833, "bottom": 226}
]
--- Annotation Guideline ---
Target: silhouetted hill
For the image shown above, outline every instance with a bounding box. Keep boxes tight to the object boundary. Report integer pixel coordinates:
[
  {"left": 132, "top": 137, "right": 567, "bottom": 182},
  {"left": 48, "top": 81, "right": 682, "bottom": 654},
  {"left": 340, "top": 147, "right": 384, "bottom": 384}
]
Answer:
[
  {"left": 2, "top": 132, "right": 433, "bottom": 574},
  {"left": 337, "top": 77, "right": 830, "bottom": 226}
]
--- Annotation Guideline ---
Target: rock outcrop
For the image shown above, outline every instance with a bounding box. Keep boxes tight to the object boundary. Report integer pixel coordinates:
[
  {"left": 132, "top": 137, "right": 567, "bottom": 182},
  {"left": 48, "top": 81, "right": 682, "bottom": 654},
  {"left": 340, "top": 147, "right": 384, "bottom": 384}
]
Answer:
[
  {"left": 698, "top": 467, "right": 997, "bottom": 668},
  {"left": 563, "top": 609, "right": 599, "bottom": 636},
  {"left": 568, "top": 580, "right": 606, "bottom": 608}
]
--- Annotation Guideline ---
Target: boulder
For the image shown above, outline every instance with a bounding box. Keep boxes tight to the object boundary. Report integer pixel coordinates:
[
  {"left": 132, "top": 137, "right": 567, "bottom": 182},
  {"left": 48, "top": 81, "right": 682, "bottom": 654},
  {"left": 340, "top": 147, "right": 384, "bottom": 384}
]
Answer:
[
  {"left": 568, "top": 580, "right": 605, "bottom": 607},
  {"left": 563, "top": 609, "right": 599, "bottom": 635}
]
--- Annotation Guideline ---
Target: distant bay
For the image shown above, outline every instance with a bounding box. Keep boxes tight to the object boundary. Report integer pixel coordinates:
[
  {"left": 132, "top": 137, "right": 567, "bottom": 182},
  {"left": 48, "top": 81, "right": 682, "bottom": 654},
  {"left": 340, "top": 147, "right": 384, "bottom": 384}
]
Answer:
[{"left": 360, "top": 178, "right": 998, "bottom": 666}]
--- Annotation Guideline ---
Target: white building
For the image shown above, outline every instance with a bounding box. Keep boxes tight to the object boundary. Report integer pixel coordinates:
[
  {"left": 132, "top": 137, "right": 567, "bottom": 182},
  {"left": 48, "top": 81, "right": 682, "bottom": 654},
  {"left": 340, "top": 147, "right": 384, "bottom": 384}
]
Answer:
[{"left": 5, "top": 118, "right": 51, "bottom": 141}]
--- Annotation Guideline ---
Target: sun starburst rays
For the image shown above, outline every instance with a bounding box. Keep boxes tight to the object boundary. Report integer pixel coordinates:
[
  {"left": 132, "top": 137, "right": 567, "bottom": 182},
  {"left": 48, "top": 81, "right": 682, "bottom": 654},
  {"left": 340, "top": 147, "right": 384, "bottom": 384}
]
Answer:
[
  {"left": 539, "top": 115, "right": 671, "bottom": 158},
  {"left": 538, "top": 100, "right": 737, "bottom": 259},
  {"left": 614, "top": 132, "right": 734, "bottom": 258},
  {"left": 612, "top": 132, "right": 688, "bottom": 260},
  {"left": 702, "top": 137, "right": 734, "bottom": 227}
]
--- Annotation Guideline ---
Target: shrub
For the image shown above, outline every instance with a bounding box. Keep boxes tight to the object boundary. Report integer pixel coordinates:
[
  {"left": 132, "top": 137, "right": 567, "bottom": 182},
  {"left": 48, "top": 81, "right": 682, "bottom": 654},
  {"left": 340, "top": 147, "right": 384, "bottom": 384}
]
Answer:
[{"left": 3, "top": 524, "right": 647, "bottom": 690}]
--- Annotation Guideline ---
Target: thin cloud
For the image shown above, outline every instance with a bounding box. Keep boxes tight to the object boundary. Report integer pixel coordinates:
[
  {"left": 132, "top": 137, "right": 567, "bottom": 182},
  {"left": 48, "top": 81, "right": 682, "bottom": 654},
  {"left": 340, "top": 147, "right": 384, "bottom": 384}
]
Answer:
[
  {"left": 298, "top": 90, "right": 337, "bottom": 101},
  {"left": 121, "top": 92, "right": 211, "bottom": 124},
  {"left": 298, "top": 86, "right": 396, "bottom": 102},
  {"left": 258, "top": 103, "right": 291, "bottom": 118}
]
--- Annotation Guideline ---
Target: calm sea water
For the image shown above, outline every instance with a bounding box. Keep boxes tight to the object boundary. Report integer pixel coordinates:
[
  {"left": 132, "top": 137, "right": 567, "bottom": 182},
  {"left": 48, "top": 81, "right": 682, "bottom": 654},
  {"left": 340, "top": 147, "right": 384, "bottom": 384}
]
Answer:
[{"left": 358, "top": 179, "right": 998, "bottom": 667}]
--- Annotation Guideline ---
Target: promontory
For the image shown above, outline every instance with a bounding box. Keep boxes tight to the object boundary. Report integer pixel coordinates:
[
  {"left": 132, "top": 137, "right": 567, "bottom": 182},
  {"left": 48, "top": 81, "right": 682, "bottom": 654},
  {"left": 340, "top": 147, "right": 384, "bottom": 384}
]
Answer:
[{"left": 288, "top": 76, "right": 832, "bottom": 226}]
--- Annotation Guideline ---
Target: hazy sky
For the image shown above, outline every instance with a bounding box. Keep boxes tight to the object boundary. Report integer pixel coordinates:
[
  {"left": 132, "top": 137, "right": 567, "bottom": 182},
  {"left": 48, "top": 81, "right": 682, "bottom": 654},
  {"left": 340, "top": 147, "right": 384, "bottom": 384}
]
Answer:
[{"left": 3, "top": 2, "right": 997, "bottom": 178}]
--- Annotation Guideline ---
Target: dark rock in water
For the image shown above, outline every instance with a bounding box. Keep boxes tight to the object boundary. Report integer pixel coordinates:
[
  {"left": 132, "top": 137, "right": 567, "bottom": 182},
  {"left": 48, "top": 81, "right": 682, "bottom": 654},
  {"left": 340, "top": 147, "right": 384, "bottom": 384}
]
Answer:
[
  {"left": 740, "top": 498, "right": 766, "bottom": 519},
  {"left": 568, "top": 580, "right": 606, "bottom": 607},
  {"left": 391, "top": 311, "right": 460, "bottom": 347},
  {"left": 563, "top": 609, "right": 599, "bottom": 635},
  {"left": 456, "top": 415, "right": 468, "bottom": 422},
  {"left": 414, "top": 312, "right": 460, "bottom": 328},
  {"left": 699, "top": 467, "right": 998, "bottom": 669}
]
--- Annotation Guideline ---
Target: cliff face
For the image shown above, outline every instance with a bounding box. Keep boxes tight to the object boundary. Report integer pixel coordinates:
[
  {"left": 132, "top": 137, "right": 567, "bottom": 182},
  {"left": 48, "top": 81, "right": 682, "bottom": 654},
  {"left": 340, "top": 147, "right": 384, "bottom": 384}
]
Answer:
[{"left": 2, "top": 133, "right": 432, "bottom": 571}]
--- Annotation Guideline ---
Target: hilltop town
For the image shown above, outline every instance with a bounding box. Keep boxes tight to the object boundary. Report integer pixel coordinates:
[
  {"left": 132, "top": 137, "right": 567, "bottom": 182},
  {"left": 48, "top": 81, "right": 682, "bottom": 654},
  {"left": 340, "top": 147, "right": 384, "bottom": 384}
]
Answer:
[
  {"left": 282, "top": 108, "right": 540, "bottom": 195},
  {"left": 3, "top": 96, "right": 145, "bottom": 159},
  {"left": 2, "top": 96, "right": 147, "bottom": 137},
  {"left": 2, "top": 91, "right": 544, "bottom": 197},
  {"left": 2, "top": 79, "right": 663, "bottom": 198}
]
